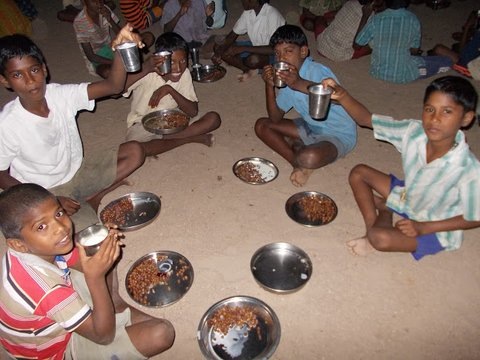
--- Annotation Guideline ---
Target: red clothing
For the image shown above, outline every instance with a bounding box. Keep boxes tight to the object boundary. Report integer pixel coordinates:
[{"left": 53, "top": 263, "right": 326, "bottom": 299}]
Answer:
[{"left": 0, "top": 248, "right": 91, "bottom": 359}]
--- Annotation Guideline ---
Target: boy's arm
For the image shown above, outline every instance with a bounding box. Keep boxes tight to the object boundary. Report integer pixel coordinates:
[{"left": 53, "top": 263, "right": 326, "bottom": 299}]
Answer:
[
  {"left": 164, "top": 0, "right": 190, "bottom": 33},
  {"left": 396, "top": 216, "right": 480, "bottom": 238},
  {"left": 212, "top": 30, "right": 238, "bottom": 62},
  {"left": 87, "top": 24, "right": 144, "bottom": 99},
  {"left": 321, "top": 78, "right": 373, "bottom": 128},
  {"left": 0, "top": 169, "right": 21, "bottom": 190},
  {"left": 73, "top": 232, "right": 122, "bottom": 344},
  {"left": 149, "top": 85, "right": 198, "bottom": 117}
]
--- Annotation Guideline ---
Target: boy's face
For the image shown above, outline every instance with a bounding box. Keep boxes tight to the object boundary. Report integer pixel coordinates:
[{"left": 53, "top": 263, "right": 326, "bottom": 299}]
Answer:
[
  {"left": 273, "top": 42, "right": 309, "bottom": 70},
  {"left": 0, "top": 55, "right": 47, "bottom": 105},
  {"left": 158, "top": 49, "right": 188, "bottom": 83},
  {"left": 7, "top": 197, "right": 73, "bottom": 264},
  {"left": 422, "top": 90, "right": 475, "bottom": 146}
]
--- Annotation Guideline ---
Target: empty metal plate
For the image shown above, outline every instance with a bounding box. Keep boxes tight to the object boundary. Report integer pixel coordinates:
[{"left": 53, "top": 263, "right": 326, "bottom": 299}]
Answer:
[{"left": 251, "top": 242, "right": 312, "bottom": 293}]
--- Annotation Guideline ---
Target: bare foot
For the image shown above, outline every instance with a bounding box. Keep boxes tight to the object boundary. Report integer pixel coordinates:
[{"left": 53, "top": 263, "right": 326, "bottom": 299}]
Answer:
[
  {"left": 237, "top": 69, "right": 257, "bottom": 82},
  {"left": 290, "top": 167, "right": 313, "bottom": 187},
  {"left": 195, "top": 133, "right": 215, "bottom": 147},
  {"left": 346, "top": 236, "right": 375, "bottom": 256}
]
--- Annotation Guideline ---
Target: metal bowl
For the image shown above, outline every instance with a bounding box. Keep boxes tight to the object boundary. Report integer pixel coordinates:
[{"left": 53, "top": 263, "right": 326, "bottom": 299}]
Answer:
[
  {"left": 197, "top": 296, "right": 281, "bottom": 360},
  {"left": 125, "top": 251, "right": 193, "bottom": 307},
  {"left": 251, "top": 242, "right": 312, "bottom": 293},
  {"left": 99, "top": 192, "right": 161, "bottom": 231},
  {"left": 192, "top": 64, "right": 226, "bottom": 83},
  {"left": 76, "top": 224, "right": 109, "bottom": 256},
  {"left": 232, "top": 157, "right": 279, "bottom": 185},
  {"left": 285, "top": 191, "right": 337, "bottom": 227},
  {"left": 142, "top": 109, "right": 190, "bottom": 135}
]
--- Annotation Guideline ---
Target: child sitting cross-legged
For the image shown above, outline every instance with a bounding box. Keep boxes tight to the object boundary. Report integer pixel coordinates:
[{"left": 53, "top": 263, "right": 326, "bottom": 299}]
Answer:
[
  {"left": 123, "top": 32, "right": 221, "bottom": 157},
  {"left": 0, "top": 183, "right": 174, "bottom": 359},
  {"left": 255, "top": 25, "right": 357, "bottom": 187},
  {"left": 321, "top": 75, "right": 480, "bottom": 259}
]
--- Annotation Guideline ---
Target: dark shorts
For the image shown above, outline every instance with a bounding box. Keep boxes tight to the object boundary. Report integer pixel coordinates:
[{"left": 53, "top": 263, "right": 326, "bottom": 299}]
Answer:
[
  {"left": 418, "top": 55, "right": 452, "bottom": 78},
  {"left": 389, "top": 174, "right": 445, "bottom": 260}
]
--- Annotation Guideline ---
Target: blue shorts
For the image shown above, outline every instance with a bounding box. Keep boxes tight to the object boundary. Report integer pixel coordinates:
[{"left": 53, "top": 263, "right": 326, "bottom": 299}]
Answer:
[
  {"left": 418, "top": 55, "right": 452, "bottom": 78},
  {"left": 389, "top": 175, "right": 444, "bottom": 260},
  {"left": 293, "top": 118, "right": 350, "bottom": 159}
]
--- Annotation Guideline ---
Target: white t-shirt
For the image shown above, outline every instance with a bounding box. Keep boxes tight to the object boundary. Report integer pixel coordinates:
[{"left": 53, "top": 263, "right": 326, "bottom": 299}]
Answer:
[
  {"left": 232, "top": 3, "right": 285, "bottom": 46},
  {"left": 0, "top": 83, "right": 94, "bottom": 188},
  {"left": 123, "top": 70, "right": 198, "bottom": 127}
]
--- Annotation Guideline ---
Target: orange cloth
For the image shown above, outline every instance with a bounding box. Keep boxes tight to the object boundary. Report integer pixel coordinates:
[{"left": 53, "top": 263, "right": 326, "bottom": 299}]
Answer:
[{"left": 0, "top": 0, "right": 32, "bottom": 37}]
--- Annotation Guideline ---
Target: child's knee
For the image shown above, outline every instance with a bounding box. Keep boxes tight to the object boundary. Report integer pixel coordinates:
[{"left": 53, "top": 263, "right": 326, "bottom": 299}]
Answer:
[
  {"left": 254, "top": 117, "right": 270, "bottom": 136},
  {"left": 152, "top": 319, "right": 175, "bottom": 351},
  {"left": 205, "top": 111, "right": 222, "bottom": 128},
  {"left": 367, "top": 228, "right": 391, "bottom": 251}
]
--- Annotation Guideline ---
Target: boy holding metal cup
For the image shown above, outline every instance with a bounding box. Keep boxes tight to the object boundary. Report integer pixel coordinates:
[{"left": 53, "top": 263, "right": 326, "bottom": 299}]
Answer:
[
  {"left": 0, "top": 183, "right": 175, "bottom": 359},
  {"left": 255, "top": 25, "right": 357, "bottom": 187}
]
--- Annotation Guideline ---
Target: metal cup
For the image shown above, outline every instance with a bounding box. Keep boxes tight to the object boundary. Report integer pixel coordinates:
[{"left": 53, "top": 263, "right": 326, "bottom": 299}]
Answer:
[
  {"left": 273, "top": 61, "right": 289, "bottom": 88},
  {"left": 77, "top": 224, "right": 109, "bottom": 256},
  {"left": 155, "top": 51, "right": 172, "bottom": 74},
  {"left": 192, "top": 64, "right": 202, "bottom": 81},
  {"left": 191, "top": 47, "right": 200, "bottom": 66},
  {"left": 308, "top": 84, "right": 332, "bottom": 120},
  {"left": 116, "top": 42, "right": 141, "bottom": 72}
]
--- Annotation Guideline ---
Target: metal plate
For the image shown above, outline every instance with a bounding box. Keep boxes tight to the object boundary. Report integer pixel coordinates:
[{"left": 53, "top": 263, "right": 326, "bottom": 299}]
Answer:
[
  {"left": 191, "top": 64, "right": 226, "bottom": 83},
  {"left": 197, "top": 296, "right": 281, "bottom": 360},
  {"left": 251, "top": 242, "right": 312, "bottom": 293},
  {"left": 125, "top": 251, "right": 193, "bottom": 307},
  {"left": 99, "top": 192, "right": 161, "bottom": 231},
  {"left": 232, "top": 157, "right": 279, "bottom": 185},
  {"left": 285, "top": 191, "right": 337, "bottom": 227},
  {"left": 142, "top": 109, "right": 190, "bottom": 135}
]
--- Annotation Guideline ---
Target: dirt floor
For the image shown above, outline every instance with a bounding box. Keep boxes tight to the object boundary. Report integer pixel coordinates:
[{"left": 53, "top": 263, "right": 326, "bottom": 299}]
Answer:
[{"left": 1, "top": 0, "right": 480, "bottom": 359}]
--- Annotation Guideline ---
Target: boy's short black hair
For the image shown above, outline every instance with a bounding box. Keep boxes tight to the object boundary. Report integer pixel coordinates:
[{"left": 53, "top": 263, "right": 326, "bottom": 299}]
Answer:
[
  {"left": 385, "top": 0, "right": 409, "bottom": 9},
  {"left": 0, "top": 183, "right": 56, "bottom": 239},
  {"left": 0, "top": 34, "right": 45, "bottom": 76},
  {"left": 424, "top": 76, "right": 478, "bottom": 113},
  {"left": 269, "top": 25, "right": 308, "bottom": 48},
  {"left": 154, "top": 32, "right": 189, "bottom": 55}
]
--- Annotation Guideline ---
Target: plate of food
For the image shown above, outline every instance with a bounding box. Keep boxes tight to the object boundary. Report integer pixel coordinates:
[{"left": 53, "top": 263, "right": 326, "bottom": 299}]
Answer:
[
  {"left": 191, "top": 64, "right": 227, "bottom": 83},
  {"left": 197, "top": 296, "right": 281, "bottom": 360},
  {"left": 285, "top": 191, "right": 337, "bottom": 227},
  {"left": 125, "top": 251, "right": 193, "bottom": 307},
  {"left": 142, "top": 109, "right": 190, "bottom": 135},
  {"left": 99, "top": 192, "right": 161, "bottom": 231},
  {"left": 232, "top": 157, "right": 278, "bottom": 185},
  {"left": 251, "top": 242, "right": 312, "bottom": 293}
]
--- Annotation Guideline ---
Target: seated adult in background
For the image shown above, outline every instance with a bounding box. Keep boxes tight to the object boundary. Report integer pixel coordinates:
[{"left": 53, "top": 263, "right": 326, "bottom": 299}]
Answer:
[
  {"left": 299, "top": 0, "right": 344, "bottom": 34},
  {"left": 119, "top": 0, "right": 165, "bottom": 31},
  {"left": 212, "top": 0, "right": 285, "bottom": 82},
  {"left": 316, "top": 0, "right": 385, "bottom": 61},
  {"left": 159, "top": 0, "right": 216, "bottom": 55},
  {"left": 355, "top": 0, "right": 452, "bottom": 83}
]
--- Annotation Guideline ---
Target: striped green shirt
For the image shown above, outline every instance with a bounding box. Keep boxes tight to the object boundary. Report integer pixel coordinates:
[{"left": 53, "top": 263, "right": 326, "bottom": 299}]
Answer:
[{"left": 372, "top": 114, "right": 480, "bottom": 250}]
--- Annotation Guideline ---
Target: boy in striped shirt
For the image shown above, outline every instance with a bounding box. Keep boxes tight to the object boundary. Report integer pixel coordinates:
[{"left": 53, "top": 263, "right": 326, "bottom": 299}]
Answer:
[
  {"left": 321, "top": 76, "right": 480, "bottom": 260},
  {"left": 0, "top": 183, "right": 174, "bottom": 359}
]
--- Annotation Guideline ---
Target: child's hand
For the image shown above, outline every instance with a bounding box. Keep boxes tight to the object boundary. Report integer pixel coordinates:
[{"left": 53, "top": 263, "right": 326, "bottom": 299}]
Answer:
[
  {"left": 180, "top": 0, "right": 191, "bottom": 15},
  {"left": 57, "top": 196, "right": 80, "bottom": 216},
  {"left": 111, "top": 24, "right": 144, "bottom": 50},
  {"left": 206, "top": 1, "right": 215, "bottom": 16},
  {"left": 395, "top": 218, "right": 421, "bottom": 237},
  {"left": 149, "top": 85, "right": 171, "bottom": 107},
  {"left": 321, "top": 78, "right": 345, "bottom": 102},
  {"left": 262, "top": 64, "right": 275, "bottom": 86},
  {"left": 78, "top": 229, "right": 124, "bottom": 280}
]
